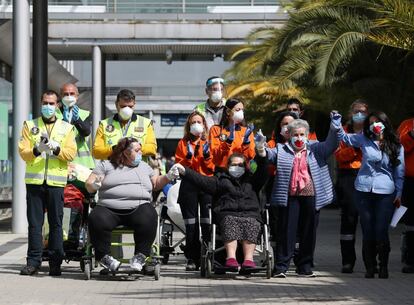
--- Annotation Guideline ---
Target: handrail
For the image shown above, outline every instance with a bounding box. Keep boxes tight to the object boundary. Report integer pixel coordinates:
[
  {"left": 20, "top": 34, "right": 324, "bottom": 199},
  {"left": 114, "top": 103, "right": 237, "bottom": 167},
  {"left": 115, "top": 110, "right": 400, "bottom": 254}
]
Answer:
[{"left": 0, "top": 1, "right": 284, "bottom": 14}]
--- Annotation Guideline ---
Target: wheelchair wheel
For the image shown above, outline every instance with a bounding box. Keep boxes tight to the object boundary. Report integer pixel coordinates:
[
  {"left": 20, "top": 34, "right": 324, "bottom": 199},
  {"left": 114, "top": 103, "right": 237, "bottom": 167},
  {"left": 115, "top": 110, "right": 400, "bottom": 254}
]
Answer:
[
  {"left": 206, "top": 254, "right": 212, "bottom": 278},
  {"left": 266, "top": 246, "right": 274, "bottom": 279},
  {"left": 200, "top": 243, "right": 207, "bottom": 277},
  {"left": 154, "top": 264, "right": 161, "bottom": 281}
]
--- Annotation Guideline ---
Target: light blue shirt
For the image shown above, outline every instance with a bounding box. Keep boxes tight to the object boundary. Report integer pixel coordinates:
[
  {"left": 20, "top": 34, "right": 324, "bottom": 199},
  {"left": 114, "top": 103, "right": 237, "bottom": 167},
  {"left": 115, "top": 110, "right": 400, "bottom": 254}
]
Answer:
[{"left": 338, "top": 129, "right": 405, "bottom": 198}]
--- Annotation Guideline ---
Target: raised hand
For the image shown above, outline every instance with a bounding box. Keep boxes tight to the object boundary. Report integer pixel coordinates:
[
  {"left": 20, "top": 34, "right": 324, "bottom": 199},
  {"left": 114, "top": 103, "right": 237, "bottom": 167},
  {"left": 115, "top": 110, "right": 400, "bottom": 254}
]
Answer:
[
  {"left": 254, "top": 129, "right": 267, "bottom": 154},
  {"left": 243, "top": 123, "right": 255, "bottom": 145},
  {"left": 330, "top": 110, "right": 342, "bottom": 130}
]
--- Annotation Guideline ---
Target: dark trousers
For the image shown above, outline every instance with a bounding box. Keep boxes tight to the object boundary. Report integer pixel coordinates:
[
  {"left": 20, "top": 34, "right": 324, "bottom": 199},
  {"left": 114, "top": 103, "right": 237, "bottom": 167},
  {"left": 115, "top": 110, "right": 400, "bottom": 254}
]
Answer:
[
  {"left": 337, "top": 169, "right": 359, "bottom": 266},
  {"left": 88, "top": 203, "right": 157, "bottom": 260},
  {"left": 275, "top": 196, "right": 317, "bottom": 273},
  {"left": 178, "top": 178, "right": 211, "bottom": 262},
  {"left": 402, "top": 177, "right": 414, "bottom": 265},
  {"left": 354, "top": 191, "right": 395, "bottom": 242},
  {"left": 26, "top": 183, "right": 64, "bottom": 268}
]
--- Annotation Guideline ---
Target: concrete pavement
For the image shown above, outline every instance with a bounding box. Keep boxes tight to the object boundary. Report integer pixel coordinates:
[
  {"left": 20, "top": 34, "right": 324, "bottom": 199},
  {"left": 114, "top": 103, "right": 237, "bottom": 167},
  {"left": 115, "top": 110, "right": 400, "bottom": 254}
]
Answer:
[{"left": 0, "top": 209, "right": 413, "bottom": 305}]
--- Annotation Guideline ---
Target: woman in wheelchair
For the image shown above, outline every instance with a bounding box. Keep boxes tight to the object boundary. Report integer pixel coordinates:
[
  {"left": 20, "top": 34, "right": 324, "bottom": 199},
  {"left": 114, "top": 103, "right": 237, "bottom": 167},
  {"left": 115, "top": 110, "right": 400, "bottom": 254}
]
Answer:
[
  {"left": 172, "top": 152, "right": 268, "bottom": 271},
  {"left": 85, "top": 137, "right": 177, "bottom": 272}
]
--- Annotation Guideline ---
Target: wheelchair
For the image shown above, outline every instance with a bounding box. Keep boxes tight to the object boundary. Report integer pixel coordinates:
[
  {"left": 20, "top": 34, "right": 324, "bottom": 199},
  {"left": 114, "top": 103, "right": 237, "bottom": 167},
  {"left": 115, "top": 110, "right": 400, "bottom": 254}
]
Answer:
[
  {"left": 157, "top": 181, "right": 186, "bottom": 264},
  {"left": 82, "top": 205, "right": 162, "bottom": 281},
  {"left": 200, "top": 202, "right": 274, "bottom": 279},
  {"left": 41, "top": 191, "right": 93, "bottom": 275}
]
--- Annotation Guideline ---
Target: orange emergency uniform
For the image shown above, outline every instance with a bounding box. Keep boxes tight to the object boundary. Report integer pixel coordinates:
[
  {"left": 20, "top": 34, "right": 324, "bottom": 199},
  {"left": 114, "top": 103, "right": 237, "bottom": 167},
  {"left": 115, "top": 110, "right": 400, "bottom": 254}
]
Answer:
[
  {"left": 175, "top": 138, "right": 214, "bottom": 176},
  {"left": 209, "top": 124, "right": 255, "bottom": 170}
]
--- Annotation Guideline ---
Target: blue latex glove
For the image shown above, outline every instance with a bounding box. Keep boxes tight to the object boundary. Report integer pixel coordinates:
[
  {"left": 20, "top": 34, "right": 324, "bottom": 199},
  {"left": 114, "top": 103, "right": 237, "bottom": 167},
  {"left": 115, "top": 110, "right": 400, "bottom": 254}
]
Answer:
[
  {"left": 243, "top": 123, "right": 255, "bottom": 144},
  {"left": 226, "top": 124, "right": 235, "bottom": 144},
  {"left": 62, "top": 106, "right": 70, "bottom": 122},
  {"left": 72, "top": 105, "right": 80, "bottom": 121},
  {"left": 330, "top": 111, "right": 342, "bottom": 130},
  {"left": 202, "top": 141, "right": 210, "bottom": 159},
  {"left": 186, "top": 141, "right": 194, "bottom": 159}
]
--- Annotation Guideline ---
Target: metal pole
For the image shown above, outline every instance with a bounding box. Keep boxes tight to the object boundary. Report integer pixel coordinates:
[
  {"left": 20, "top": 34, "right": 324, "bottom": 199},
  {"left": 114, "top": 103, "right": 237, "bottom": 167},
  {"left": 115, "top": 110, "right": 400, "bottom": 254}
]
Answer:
[
  {"left": 32, "top": 0, "right": 48, "bottom": 118},
  {"left": 12, "top": 0, "right": 31, "bottom": 233},
  {"left": 92, "top": 46, "right": 103, "bottom": 140}
]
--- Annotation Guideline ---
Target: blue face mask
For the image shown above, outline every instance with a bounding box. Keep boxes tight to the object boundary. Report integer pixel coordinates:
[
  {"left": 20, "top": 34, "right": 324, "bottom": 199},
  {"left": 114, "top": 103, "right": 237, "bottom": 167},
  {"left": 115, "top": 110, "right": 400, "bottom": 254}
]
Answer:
[
  {"left": 352, "top": 112, "right": 366, "bottom": 123},
  {"left": 41, "top": 104, "right": 56, "bottom": 119},
  {"left": 132, "top": 153, "right": 142, "bottom": 166}
]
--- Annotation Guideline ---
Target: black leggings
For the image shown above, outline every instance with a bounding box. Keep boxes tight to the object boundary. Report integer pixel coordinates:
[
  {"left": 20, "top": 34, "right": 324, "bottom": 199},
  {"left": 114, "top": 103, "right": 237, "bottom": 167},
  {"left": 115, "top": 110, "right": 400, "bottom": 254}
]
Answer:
[{"left": 88, "top": 203, "right": 158, "bottom": 260}]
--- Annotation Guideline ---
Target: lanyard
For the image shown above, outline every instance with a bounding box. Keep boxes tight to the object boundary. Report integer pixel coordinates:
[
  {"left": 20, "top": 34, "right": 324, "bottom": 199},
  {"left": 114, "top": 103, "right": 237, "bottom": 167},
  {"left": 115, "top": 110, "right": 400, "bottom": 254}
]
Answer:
[{"left": 121, "top": 119, "right": 132, "bottom": 137}]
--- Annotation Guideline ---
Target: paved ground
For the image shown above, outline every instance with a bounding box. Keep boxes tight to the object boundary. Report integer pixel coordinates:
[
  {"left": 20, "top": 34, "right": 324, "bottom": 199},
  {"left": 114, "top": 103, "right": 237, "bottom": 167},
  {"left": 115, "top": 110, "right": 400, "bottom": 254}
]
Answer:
[{"left": 0, "top": 208, "right": 413, "bottom": 305}]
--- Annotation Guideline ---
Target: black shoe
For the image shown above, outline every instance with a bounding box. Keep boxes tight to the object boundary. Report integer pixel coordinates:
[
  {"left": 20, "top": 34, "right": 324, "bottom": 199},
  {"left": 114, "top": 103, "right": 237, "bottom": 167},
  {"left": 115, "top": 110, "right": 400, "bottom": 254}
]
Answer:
[
  {"left": 378, "top": 267, "right": 388, "bottom": 279},
  {"left": 20, "top": 265, "right": 39, "bottom": 276},
  {"left": 365, "top": 269, "right": 375, "bottom": 278},
  {"left": 49, "top": 263, "right": 62, "bottom": 276},
  {"left": 185, "top": 259, "right": 197, "bottom": 271},
  {"left": 341, "top": 264, "right": 354, "bottom": 274},
  {"left": 402, "top": 264, "right": 414, "bottom": 273}
]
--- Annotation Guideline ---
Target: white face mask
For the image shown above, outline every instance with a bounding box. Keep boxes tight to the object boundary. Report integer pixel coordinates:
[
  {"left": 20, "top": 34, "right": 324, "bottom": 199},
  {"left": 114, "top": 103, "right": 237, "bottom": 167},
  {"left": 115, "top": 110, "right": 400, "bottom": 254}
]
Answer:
[
  {"left": 61, "top": 95, "right": 77, "bottom": 108},
  {"left": 228, "top": 166, "right": 245, "bottom": 178},
  {"left": 119, "top": 106, "right": 133, "bottom": 121},
  {"left": 210, "top": 91, "right": 223, "bottom": 104},
  {"left": 190, "top": 123, "right": 204, "bottom": 137},
  {"left": 232, "top": 110, "right": 244, "bottom": 124},
  {"left": 280, "top": 126, "right": 289, "bottom": 139}
]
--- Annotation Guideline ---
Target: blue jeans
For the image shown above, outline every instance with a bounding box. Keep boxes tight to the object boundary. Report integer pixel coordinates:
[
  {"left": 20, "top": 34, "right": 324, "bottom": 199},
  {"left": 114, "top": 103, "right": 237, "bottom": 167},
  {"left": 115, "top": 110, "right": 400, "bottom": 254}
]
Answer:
[{"left": 354, "top": 191, "right": 395, "bottom": 242}]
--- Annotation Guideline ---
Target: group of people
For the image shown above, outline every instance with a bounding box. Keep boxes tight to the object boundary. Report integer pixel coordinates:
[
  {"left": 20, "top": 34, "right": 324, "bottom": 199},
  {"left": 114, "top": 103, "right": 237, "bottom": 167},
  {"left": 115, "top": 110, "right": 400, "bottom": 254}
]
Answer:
[{"left": 17, "top": 76, "right": 413, "bottom": 281}]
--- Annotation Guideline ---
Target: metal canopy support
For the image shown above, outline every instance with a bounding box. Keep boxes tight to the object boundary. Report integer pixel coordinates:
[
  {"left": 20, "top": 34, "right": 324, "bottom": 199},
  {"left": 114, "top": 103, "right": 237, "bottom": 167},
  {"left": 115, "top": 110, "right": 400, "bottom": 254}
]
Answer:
[
  {"left": 33, "top": 0, "right": 48, "bottom": 118},
  {"left": 92, "top": 45, "right": 105, "bottom": 140},
  {"left": 12, "top": 0, "right": 30, "bottom": 233}
]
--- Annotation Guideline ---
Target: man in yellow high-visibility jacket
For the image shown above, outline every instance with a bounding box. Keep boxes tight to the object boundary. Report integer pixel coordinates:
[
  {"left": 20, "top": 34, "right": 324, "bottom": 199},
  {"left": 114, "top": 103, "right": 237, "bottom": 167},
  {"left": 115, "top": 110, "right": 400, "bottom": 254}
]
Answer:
[
  {"left": 93, "top": 89, "right": 157, "bottom": 160},
  {"left": 18, "top": 90, "right": 77, "bottom": 276}
]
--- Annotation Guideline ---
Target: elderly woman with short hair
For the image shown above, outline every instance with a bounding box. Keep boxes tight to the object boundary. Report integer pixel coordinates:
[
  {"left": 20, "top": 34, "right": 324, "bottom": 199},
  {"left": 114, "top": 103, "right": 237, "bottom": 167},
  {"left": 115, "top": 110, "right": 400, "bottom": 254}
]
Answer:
[{"left": 256, "top": 113, "right": 342, "bottom": 277}]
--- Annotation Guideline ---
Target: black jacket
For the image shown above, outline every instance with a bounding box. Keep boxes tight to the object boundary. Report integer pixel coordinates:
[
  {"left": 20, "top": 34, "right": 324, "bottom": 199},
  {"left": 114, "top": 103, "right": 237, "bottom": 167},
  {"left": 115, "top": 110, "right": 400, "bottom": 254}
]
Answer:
[{"left": 182, "top": 156, "right": 268, "bottom": 223}]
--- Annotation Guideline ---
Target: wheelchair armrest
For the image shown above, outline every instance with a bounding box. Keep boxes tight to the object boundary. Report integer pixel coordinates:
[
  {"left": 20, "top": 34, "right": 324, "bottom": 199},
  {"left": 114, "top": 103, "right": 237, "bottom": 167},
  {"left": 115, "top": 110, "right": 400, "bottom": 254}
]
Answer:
[{"left": 87, "top": 193, "right": 97, "bottom": 208}]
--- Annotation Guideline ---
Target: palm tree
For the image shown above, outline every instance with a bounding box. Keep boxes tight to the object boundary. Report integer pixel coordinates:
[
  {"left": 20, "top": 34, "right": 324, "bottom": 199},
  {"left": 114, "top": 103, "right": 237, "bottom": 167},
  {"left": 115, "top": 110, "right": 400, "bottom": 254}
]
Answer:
[{"left": 225, "top": 0, "right": 414, "bottom": 118}]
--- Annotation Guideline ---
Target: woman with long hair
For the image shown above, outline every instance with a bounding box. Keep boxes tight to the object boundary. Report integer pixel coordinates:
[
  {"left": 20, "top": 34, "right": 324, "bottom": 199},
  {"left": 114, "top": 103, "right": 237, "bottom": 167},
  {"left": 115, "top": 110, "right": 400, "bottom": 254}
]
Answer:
[
  {"left": 209, "top": 98, "right": 255, "bottom": 172},
  {"left": 337, "top": 111, "right": 405, "bottom": 278},
  {"left": 175, "top": 111, "right": 214, "bottom": 271}
]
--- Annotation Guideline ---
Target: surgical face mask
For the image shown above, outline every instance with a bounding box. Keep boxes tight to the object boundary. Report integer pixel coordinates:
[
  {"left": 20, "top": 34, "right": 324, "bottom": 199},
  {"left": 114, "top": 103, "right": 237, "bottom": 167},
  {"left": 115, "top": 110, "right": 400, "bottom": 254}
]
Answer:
[
  {"left": 280, "top": 126, "right": 289, "bottom": 139},
  {"left": 119, "top": 106, "right": 133, "bottom": 121},
  {"left": 291, "top": 136, "right": 307, "bottom": 150},
  {"left": 228, "top": 165, "right": 245, "bottom": 178},
  {"left": 210, "top": 91, "right": 223, "bottom": 104},
  {"left": 41, "top": 104, "right": 56, "bottom": 119},
  {"left": 232, "top": 110, "right": 244, "bottom": 124},
  {"left": 61, "top": 95, "right": 77, "bottom": 108},
  {"left": 190, "top": 123, "right": 204, "bottom": 137},
  {"left": 352, "top": 112, "right": 366, "bottom": 123},
  {"left": 370, "top": 122, "right": 385, "bottom": 136},
  {"left": 132, "top": 153, "right": 142, "bottom": 166}
]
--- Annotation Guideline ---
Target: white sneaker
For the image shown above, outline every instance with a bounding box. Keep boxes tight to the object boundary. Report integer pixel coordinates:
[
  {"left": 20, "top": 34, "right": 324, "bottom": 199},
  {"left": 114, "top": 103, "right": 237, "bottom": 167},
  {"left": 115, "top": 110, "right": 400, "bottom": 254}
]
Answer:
[
  {"left": 100, "top": 255, "right": 121, "bottom": 272},
  {"left": 130, "top": 253, "right": 146, "bottom": 271}
]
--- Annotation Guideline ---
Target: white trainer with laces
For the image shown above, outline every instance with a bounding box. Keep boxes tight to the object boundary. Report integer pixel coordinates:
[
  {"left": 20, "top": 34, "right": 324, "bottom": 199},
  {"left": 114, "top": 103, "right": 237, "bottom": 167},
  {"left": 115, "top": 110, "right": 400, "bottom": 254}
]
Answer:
[
  {"left": 130, "top": 253, "right": 146, "bottom": 271},
  {"left": 100, "top": 254, "right": 121, "bottom": 272}
]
